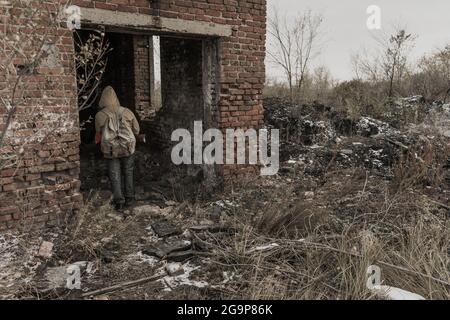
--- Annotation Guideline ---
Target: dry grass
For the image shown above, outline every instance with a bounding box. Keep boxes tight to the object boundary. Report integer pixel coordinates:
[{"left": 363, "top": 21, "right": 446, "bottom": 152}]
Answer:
[
  {"left": 257, "top": 201, "right": 329, "bottom": 238},
  {"left": 57, "top": 192, "right": 147, "bottom": 263},
  {"left": 206, "top": 208, "right": 450, "bottom": 299},
  {"left": 392, "top": 138, "right": 450, "bottom": 191},
  {"left": 201, "top": 163, "right": 450, "bottom": 300},
  {"left": 24, "top": 128, "right": 449, "bottom": 300}
]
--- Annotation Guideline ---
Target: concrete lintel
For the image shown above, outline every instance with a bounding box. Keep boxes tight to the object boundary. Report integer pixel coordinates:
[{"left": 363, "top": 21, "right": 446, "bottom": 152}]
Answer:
[{"left": 79, "top": 7, "right": 232, "bottom": 37}]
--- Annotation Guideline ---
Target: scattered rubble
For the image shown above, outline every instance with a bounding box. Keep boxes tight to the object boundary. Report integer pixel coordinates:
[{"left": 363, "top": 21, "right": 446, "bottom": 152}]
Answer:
[
  {"left": 151, "top": 220, "right": 182, "bottom": 238},
  {"left": 143, "top": 239, "right": 192, "bottom": 259},
  {"left": 37, "top": 241, "right": 54, "bottom": 259},
  {"left": 160, "top": 262, "right": 208, "bottom": 292},
  {"left": 165, "top": 263, "right": 185, "bottom": 277},
  {"left": 2, "top": 95, "right": 450, "bottom": 300}
]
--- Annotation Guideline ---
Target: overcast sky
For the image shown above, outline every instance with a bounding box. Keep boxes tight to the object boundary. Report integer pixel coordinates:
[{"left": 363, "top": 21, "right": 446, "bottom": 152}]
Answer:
[{"left": 266, "top": 0, "right": 450, "bottom": 81}]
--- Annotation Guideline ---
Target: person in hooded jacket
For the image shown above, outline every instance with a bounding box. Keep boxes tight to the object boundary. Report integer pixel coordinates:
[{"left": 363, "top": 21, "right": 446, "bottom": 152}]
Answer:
[{"left": 95, "top": 86, "right": 140, "bottom": 210}]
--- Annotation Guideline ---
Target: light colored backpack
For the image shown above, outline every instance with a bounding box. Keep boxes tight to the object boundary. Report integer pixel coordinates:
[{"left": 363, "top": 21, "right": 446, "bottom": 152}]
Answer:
[{"left": 100, "top": 107, "right": 136, "bottom": 158}]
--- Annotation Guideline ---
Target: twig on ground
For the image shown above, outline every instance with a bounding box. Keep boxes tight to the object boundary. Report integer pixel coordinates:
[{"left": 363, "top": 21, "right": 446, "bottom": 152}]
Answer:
[{"left": 81, "top": 273, "right": 166, "bottom": 298}]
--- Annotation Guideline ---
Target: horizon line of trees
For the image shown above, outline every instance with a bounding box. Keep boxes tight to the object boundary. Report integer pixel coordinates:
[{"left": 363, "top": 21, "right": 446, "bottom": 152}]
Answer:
[{"left": 266, "top": 6, "right": 450, "bottom": 106}]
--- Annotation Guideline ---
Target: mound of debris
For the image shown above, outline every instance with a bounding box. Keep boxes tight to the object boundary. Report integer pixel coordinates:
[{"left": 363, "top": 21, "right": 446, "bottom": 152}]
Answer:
[{"left": 264, "top": 96, "right": 450, "bottom": 176}]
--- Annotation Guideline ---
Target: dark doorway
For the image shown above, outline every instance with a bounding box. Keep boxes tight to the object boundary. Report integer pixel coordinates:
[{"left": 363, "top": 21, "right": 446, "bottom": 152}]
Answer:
[
  {"left": 102, "top": 32, "right": 136, "bottom": 112},
  {"left": 75, "top": 30, "right": 137, "bottom": 192}
]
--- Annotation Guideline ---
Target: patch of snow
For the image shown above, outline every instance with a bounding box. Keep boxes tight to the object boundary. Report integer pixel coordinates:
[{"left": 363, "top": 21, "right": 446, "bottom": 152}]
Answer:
[
  {"left": 215, "top": 200, "right": 239, "bottom": 208},
  {"left": 369, "top": 149, "right": 383, "bottom": 157},
  {"left": 160, "top": 261, "right": 208, "bottom": 291},
  {"left": 399, "top": 95, "right": 424, "bottom": 104},
  {"left": 371, "top": 159, "right": 383, "bottom": 168},
  {"left": 221, "top": 271, "right": 236, "bottom": 284},
  {"left": 127, "top": 252, "right": 160, "bottom": 267},
  {"left": 0, "top": 233, "right": 43, "bottom": 296},
  {"left": 442, "top": 103, "right": 450, "bottom": 114}
]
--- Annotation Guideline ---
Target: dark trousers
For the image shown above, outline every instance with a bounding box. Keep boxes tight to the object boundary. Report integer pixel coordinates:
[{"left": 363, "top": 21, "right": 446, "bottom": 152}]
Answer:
[{"left": 108, "top": 155, "right": 135, "bottom": 205}]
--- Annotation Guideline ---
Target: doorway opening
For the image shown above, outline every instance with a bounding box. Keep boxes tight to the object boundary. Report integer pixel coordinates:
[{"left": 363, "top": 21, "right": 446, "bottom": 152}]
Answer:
[{"left": 75, "top": 29, "right": 220, "bottom": 203}]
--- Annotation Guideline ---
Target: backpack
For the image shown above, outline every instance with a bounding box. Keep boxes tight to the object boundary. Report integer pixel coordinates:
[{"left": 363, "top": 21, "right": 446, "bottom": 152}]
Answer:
[{"left": 100, "top": 107, "right": 136, "bottom": 158}]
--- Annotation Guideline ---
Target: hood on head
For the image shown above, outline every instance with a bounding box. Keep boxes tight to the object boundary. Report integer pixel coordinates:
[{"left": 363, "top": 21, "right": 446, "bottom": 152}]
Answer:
[{"left": 99, "top": 86, "right": 120, "bottom": 110}]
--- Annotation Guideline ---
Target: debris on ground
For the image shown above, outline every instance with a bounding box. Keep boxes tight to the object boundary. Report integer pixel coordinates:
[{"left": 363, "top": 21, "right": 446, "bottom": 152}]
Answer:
[
  {"left": 165, "top": 263, "right": 185, "bottom": 277},
  {"left": 2, "top": 96, "right": 450, "bottom": 300},
  {"left": 37, "top": 241, "right": 54, "bottom": 259}
]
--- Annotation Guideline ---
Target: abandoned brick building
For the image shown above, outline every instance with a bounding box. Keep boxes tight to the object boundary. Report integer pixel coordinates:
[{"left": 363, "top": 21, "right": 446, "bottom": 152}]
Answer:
[{"left": 0, "top": 0, "right": 266, "bottom": 230}]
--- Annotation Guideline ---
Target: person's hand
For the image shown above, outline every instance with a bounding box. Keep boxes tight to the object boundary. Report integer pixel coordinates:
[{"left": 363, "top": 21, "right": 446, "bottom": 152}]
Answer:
[
  {"left": 137, "top": 134, "right": 146, "bottom": 143},
  {"left": 95, "top": 132, "right": 102, "bottom": 144}
]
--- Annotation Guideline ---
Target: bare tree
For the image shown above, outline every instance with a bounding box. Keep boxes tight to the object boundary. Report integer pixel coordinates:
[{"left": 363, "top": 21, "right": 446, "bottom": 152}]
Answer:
[
  {"left": 418, "top": 45, "right": 450, "bottom": 102},
  {"left": 381, "top": 29, "right": 415, "bottom": 98},
  {"left": 352, "top": 27, "right": 416, "bottom": 98},
  {"left": 74, "top": 30, "right": 111, "bottom": 111},
  {"left": 293, "top": 10, "right": 323, "bottom": 95},
  {"left": 351, "top": 49, "right": 382, "bottom": 82},
  {"left": 267, "top": 7, "right": 323, "bottom": 101}
]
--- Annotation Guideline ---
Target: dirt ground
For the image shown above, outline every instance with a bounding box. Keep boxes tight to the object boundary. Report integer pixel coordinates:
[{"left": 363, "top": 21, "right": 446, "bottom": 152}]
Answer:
[{"left": 1, "top": 97, "right": 450, "bottom": 300}]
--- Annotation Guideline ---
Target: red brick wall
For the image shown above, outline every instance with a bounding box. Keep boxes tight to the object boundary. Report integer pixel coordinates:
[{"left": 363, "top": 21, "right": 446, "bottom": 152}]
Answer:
[
  {"left": 0, "top": 1, "right": 82, "bottom": 230},
  {"left": 133, "top": 35, "right": 154, "bottom": 120},
  {"left": 72, "top": 0, "right": 267, "bottom": 178},
  {"left": 0, "top": 0, "right": 266, "bottom": 230},
  {"left": 156, "top": 0, "right": 267, "bottom": 177},
  {"left": 73, "top": 0, "right": 267, "bottom": 127}
]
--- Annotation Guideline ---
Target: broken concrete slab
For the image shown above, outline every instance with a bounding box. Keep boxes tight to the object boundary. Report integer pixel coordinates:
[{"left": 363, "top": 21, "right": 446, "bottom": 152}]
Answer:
[
  {"left": 151, "top": 220, "right": 182, "bottom": 238},
  {"left": 143, "top": 240, "right": 192, "bottom": 259},
  {"left": 142, "top": 246, "right": 166, "bottom": 259}
]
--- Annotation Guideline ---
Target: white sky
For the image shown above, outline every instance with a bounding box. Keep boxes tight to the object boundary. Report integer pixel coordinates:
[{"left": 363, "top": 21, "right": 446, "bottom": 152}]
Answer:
[{"left": 266, "top": 0, "right": 450, "bottom": 81}]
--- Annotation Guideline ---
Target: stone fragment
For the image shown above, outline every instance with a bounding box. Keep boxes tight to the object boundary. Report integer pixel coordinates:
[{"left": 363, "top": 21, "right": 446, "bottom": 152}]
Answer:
[
  {"left": 151, "top": 220, "right": 182, "bottom": 238},
  {"left": 165, "top": 263, "right": 185, "bottom": 276},
  {"left": 37, "top": 241, "right": 54, "bottom": 259}
]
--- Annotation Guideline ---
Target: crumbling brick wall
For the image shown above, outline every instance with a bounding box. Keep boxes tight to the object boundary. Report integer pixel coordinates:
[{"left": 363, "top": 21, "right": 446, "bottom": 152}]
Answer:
[
  {"left": 0, "top": 0, "right": 266, "bottom": 231},
  {"left": 133, "top": 35, "right": 154, "bottom": 120},
  {"left": 0, "top": 1, "right": 82, "bottom": 231},
  {"left": 162, "top": 0, "right": 266, "bottom": 177},
  {"left": 74, "top": 0, "right": 267, "bottom": 177}
]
